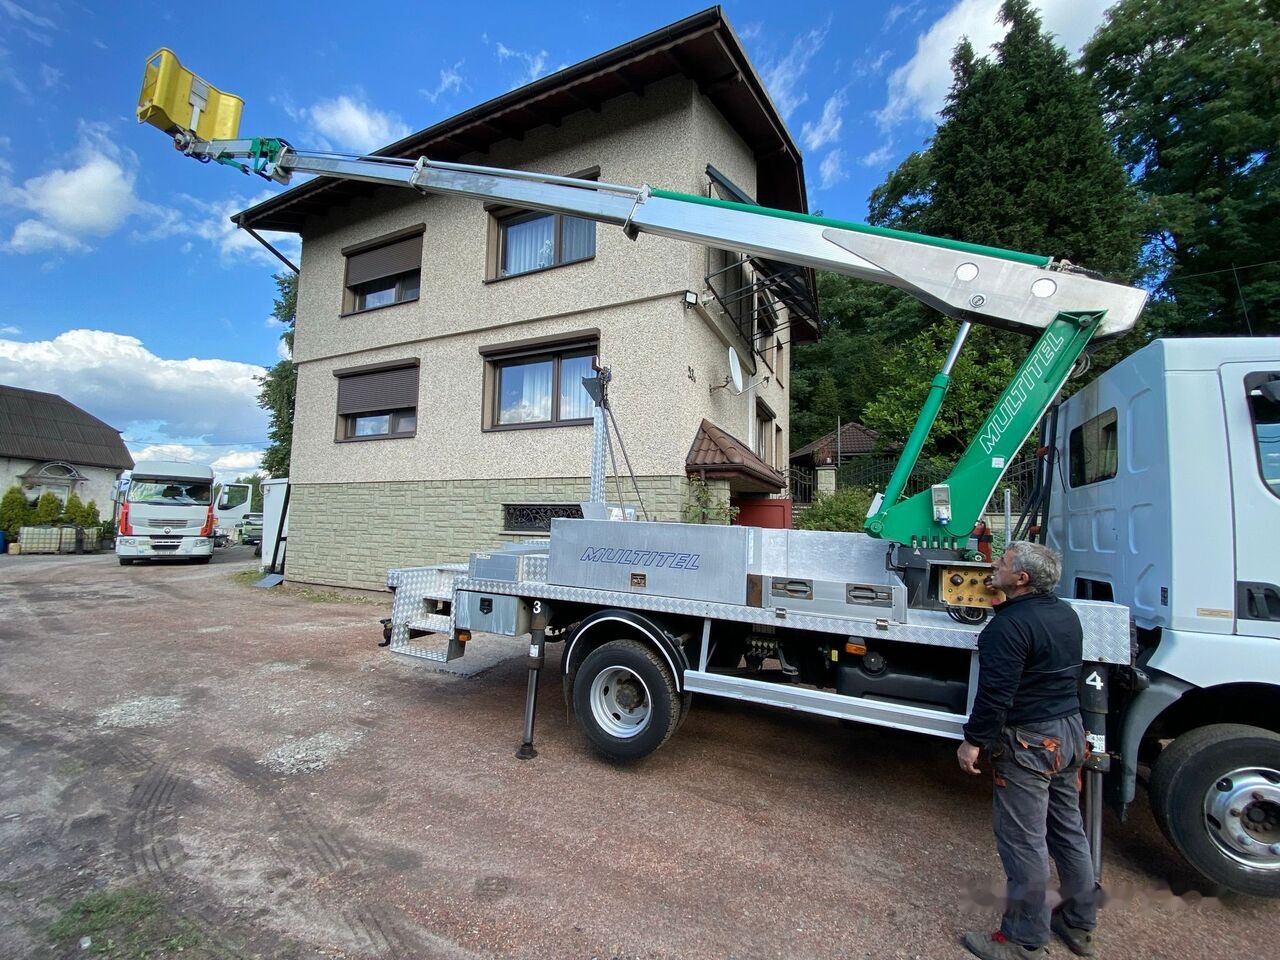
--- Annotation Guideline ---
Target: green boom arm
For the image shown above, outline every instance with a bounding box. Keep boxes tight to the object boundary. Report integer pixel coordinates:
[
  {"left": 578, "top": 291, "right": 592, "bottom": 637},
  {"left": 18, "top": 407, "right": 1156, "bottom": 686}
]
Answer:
[{"left": 865, "top": 311, "right": 1102, "bottom": 547}]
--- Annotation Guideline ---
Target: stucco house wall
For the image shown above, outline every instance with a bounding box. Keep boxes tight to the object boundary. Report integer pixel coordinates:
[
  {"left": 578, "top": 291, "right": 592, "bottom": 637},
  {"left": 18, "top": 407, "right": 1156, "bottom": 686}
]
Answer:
[{"left": 281, "top": 74, "right": 795, "bottom": 590}]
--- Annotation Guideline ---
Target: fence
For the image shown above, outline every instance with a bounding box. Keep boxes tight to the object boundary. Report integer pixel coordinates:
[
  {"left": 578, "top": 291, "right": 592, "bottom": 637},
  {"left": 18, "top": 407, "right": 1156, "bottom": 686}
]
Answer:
[
  {"left": 787, "top": 466, "right": 815, "bottom": 504},
  {"left": 834, "top": 454, "right": 1039, "bottom": 515}
]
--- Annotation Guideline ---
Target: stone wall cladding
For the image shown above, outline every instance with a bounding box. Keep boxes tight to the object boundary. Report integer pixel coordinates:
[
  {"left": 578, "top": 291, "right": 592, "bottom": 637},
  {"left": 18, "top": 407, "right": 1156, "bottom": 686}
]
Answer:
[{"left": 287, "top": 475, "right": 707, "bottom": 589}]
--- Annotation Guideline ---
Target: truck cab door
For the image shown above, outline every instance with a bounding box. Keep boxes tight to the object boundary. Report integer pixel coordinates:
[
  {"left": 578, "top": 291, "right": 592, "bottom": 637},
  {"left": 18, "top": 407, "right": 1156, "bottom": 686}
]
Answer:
[
  {"left": 216, "top": 482, "right": 253, "bottom": 529},
  {"left": 1221, "top": 364, "right": 1280, "bottom": 639}
]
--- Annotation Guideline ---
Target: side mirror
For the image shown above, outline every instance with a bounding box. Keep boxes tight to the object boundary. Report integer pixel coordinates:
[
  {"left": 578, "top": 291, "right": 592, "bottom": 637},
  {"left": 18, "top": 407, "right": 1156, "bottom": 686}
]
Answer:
[{"left": 218, "top": 489, "right": 232, "bottom": 508}]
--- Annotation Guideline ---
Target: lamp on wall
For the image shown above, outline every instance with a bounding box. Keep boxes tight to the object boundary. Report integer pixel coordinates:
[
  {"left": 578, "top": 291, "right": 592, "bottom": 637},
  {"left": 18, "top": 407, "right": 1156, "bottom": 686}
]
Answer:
[{"left": 682, "top": 290, "right": 699, "bottom": 309}]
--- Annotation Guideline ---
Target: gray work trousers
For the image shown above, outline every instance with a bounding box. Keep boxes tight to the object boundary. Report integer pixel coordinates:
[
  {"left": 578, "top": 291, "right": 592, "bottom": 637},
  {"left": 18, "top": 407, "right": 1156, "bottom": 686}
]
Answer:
[{"left": 990, "top": 713, "right": 1099, "bottom": 948}]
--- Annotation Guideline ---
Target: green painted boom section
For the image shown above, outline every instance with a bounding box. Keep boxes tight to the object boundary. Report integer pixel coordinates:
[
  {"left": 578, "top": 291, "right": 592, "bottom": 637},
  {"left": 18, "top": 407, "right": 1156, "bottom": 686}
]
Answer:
[
  {"left": 649, "top": 188, "right": 1053, "bottom": 267},
  {"left": 865, "top": 311, "right": 1103, "bottom": 546}
]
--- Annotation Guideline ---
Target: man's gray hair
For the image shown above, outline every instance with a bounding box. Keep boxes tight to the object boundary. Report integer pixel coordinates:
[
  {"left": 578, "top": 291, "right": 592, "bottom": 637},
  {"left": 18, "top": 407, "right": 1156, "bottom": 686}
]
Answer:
[{"left": 1004, "top": 541, "right": 1063, "bottom": 594}]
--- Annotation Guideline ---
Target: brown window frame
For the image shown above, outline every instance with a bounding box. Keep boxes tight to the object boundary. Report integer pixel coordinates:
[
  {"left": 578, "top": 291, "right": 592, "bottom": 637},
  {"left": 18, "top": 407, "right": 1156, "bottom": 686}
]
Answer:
[
  {"left": 341, "top": 225, "right": 424, "bottom": 316},
  {"left": 485, "top": 168, "right": 599, "bottom": 281},
  {"left": 334, "top": 359, "right": 420, "bottom": 443},
  {"left": 756, "top": 399, "right": 777, "bottom": 468},
  {"left": 480, "top": 331, "right": 599, "bottom": 432}
]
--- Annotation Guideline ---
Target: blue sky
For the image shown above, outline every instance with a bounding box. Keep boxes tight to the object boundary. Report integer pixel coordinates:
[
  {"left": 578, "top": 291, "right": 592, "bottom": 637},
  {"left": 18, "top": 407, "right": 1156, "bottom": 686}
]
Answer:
[{"left": 0, "top": 0, "right": 1114, "bottom": 479}]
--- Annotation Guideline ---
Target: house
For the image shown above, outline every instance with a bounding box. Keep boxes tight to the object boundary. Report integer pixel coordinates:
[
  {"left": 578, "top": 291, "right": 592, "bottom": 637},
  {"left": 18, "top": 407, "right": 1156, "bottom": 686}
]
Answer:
[
  {"left": 0, "top": 385, "right": 133, "bottom": 511},
  {"left": 788, "top": 420, "right": 896, "bottom": 502},
  {"left": 234, "top": 7, "right": 819, "bottom": 589},
  {"left": 789, "top": 420, "right": 884, "bottom": 469}
]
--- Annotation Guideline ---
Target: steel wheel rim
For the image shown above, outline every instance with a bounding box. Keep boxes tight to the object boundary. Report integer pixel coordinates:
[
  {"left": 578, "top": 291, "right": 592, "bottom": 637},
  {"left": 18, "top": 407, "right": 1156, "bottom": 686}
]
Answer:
[
  {"left": 589, "top": 666, "right": 651, "bottom": 739},
  {"left": 1203, "top": 767, "right": 1280, "bottom": 869}
]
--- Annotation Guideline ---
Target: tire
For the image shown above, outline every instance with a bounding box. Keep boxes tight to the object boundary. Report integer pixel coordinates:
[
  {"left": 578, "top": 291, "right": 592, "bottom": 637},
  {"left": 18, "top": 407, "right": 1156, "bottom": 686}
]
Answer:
[
  {"left": 1148, "top": 723, "right": 1280, "bottom": 897},
  {"left": 118, "top": 557, "right": 133, "bottom": 566},
  {"left": 572, "top": 638, "right": 680, "bottom": 762}
]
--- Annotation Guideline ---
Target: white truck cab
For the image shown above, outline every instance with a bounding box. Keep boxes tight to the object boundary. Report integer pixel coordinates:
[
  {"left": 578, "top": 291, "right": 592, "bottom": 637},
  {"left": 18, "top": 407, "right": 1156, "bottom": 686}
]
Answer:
[
  {"left": 115, "top": 460, "right": 249, "bottom": 565},
  {"left": 1050, "top": 338, "right": 1280, "bottom": 896}
]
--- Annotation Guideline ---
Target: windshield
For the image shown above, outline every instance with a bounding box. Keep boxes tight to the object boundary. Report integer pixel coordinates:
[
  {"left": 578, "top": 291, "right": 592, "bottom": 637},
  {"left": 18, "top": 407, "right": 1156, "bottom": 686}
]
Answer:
[{"left": 127, "top": 479, "right": 212, "bottom": 506}]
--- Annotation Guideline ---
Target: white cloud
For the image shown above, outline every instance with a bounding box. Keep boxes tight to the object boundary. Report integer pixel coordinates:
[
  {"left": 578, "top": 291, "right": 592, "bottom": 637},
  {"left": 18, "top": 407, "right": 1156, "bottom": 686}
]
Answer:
[
  {"left": 760, "top": 23, "right": 829, "bottom": 120},
  {"left": 420, "top": 62, "right": 464, "bottom": 103},
  {"left": 140, "top": 189, "right": 301, "bottom": 267},
  {"left": 861, "top": 142, "right": 896, "bottom": 167},
  {"left": 877, "top": 0, "right": 1114, "bottom": 130},
  {"left": 884, "top": 1, "right": 927, "bottom": 31},
  {"left": 0, "top": 330, "right": 270, "bottom": 462},
  {"left": 818, "top": 150, "right": 848, "bottom": 190},
  {"left": 801, "top": 92, "right": 846, "bottom": 152},
  {"left": 307, "top": 95, "right": 410, "bottom": 153},
  {"left": 7, "top": 217, "right": 84, "bottom": 252},
  {"left": 39, "top": 62, "right": 59, "bottom": 87},
  {"left": 0, "top": 0, "right": 56, "bottom": 29},
  {"left": 0, "top": 324, "right": 19, "bottom": 334},
  {"left": 496, "top": 42, "right": 549, "bottom": 87},
  {"left": 1, "top": 122, "right": 142, "bottom": 253}
]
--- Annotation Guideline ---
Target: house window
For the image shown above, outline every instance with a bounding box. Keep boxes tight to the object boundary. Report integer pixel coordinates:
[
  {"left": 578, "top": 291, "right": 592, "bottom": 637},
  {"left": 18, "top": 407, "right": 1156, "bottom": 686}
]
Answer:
[
  {"left": 497, "top": 212, "right": 595, "bottom": 277},
  {"left": 334, "top": 360, "right": 420, "bottom": 441},
  {"left": 342, "top": 226, "right": 423, "bottom": 314},
  {"left": 1068, "top": 408, "right": 1118, "bottom": 487},
  {"left": 481, "top": 333, "right": 598, "bottom": 430},
  {"left": 503, "top": 503, "right": 584, "bottom": 533},
  {"left": 487, "top": 168, "right": 598, "bottom": 279},
  {"left": 756, "top": 400, "right": 776, "bottom": 467}
]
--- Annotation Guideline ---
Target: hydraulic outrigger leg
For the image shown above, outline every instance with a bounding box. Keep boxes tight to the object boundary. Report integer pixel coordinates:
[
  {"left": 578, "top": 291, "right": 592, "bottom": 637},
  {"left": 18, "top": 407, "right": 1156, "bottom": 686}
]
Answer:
[{"left": 516, "top": 600, "right": 553, "bottom": 760}]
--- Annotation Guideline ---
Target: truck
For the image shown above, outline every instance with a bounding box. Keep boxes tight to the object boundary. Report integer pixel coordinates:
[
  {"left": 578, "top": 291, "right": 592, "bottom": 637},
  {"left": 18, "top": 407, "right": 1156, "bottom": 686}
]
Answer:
[
  {"left": 115, "top": 459, "right": 251, "bottom": 565},
  {"left": 138, "top": 50, "right": 1280, "bottom": 897}
]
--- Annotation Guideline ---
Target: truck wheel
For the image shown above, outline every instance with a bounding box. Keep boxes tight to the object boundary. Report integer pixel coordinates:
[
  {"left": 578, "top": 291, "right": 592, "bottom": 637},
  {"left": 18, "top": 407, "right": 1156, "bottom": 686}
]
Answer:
[
  {"left": 573, "top": 638, "right": 680, "bottom": 762},
  {"left": 1148, "top": 723, "right": 1280, "bottom": 897},
  {"left": 118, "top": 557, "right": 133, "bottom": 566}
]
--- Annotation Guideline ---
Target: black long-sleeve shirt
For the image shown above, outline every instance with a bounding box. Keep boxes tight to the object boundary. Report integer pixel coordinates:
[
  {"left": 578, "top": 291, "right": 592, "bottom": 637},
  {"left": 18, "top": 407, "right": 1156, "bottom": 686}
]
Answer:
[{"left": 963, "top": 591, "right": 1083, "bottom": 748}]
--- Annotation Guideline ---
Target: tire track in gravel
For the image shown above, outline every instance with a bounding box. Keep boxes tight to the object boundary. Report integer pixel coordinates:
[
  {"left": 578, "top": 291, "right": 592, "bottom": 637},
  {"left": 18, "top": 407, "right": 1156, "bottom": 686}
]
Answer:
[
  {"left": 117, "top": 762, "right": 188, "bottom": 880},
  {"left": 208, "top": 746, "right": 427, "bottom": 957}
]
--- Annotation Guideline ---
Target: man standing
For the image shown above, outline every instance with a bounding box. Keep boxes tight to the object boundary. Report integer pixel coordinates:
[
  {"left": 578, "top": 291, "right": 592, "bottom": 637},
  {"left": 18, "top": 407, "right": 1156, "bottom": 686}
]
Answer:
[{"left": 957, "top": 541, "right": 1099, "bottom": 959}]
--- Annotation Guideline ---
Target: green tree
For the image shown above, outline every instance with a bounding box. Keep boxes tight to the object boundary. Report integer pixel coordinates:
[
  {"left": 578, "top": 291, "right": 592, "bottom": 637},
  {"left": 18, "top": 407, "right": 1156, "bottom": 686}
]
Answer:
[
  {"left": 33, "top": 491, "right": 62, "bottom": 525},
  {"left": 794, "top": 486, "right": 876, "bottom": 533},
  {"left": 1083, "top": 0, "right": 1280, "bottom": 335},
  {"left": 0, "top": 485, "right": 34, "bottom": 540},
  {"left": 82, "top": 499, "right": 101, "bottom": 526},
  {"left": 61, "top": 491, "right": 85, "bottom": 525},
  {"left": 842, "top": 0, "right": 1141, "bottom": 458},
  {"left": 257, "top": 272, "right": 298, "bottom": 478}
]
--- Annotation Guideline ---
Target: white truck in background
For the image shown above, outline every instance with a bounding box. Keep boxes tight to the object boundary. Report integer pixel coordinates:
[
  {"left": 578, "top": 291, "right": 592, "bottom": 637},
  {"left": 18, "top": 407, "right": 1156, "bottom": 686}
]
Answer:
[{"left": 115, "top": 460, "right": 250, "bottom": 565}]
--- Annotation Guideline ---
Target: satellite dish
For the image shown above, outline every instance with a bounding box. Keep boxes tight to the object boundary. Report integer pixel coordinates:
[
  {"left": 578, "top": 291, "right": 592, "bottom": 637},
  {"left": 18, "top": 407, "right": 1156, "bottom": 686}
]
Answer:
[{"left": 727, "top": 347, "right": 745, "bottom": 395}]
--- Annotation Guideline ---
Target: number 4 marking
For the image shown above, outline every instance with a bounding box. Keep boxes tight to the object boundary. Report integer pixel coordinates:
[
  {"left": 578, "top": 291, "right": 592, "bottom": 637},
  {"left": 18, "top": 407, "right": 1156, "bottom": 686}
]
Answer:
[{"left": 1085, "top": 671, "right": 1104, "bottom": 690}]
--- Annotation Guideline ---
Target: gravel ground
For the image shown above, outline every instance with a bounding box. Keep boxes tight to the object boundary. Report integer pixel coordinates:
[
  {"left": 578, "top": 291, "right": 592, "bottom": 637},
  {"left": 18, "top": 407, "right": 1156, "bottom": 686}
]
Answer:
[{"left": 1, "top": 548, "right": 1276, "bottom": 959}]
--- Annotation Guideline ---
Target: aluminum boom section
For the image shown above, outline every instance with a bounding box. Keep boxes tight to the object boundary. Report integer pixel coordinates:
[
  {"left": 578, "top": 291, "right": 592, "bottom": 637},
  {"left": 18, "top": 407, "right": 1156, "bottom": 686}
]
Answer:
[{"left": 190, "top": 139, "right": 1147, "bottom": 339}]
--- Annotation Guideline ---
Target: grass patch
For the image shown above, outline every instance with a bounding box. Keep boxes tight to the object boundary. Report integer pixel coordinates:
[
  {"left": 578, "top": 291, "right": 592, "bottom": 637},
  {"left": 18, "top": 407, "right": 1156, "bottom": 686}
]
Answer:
[
  {"left": 47, "top": 884, "right": 208, "bottom": 958},
  {"left": 228, "top": 569, "right": 261, "bottom": 588},
  {"left": 228, "top": 567, "right": 381, "bottom": 605},
  {"left": 57, "top": 757, "right": 85, "bottom": 776},
  {"left": 288, "top": 585, "right": 378, "bottom": 605}
]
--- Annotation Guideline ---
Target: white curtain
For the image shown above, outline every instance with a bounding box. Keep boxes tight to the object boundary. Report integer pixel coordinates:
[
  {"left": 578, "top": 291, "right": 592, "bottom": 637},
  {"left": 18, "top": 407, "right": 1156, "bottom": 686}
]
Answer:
[
  {"left": 559, "top": 354, "right": 595, "bottom": 420},
  {"left": 561, "top": 216, "right": 595, "bottom": 263},
  {"left": 503, "top": 216, "right": 555, "bottom": 275},
  {"left": 499, "top": 360, "right": 553, "bottom": 423}
]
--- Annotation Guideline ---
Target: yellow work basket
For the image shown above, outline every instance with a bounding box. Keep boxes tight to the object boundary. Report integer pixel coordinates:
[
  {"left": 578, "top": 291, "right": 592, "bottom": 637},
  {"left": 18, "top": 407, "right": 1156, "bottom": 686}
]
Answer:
[{"left": 136, "top": 48, "right": 243, "bottom": 141}]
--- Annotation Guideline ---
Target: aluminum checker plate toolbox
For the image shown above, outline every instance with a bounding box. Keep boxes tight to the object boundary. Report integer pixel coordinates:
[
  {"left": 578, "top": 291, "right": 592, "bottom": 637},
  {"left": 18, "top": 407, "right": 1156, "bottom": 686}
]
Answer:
[{"left": 450, "top": 575, "right": 1131, "bottom": 664}]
